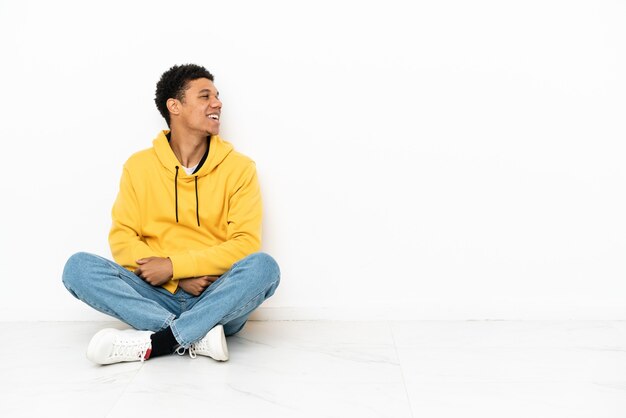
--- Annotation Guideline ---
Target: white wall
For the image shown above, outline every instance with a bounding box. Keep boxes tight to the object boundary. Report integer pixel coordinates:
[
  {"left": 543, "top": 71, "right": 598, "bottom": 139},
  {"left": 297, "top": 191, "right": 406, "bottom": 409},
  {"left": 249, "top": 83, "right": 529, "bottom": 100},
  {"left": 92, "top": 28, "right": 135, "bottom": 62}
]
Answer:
[{"left": 1, "top": 0, "right": 624, "bottom": 321}]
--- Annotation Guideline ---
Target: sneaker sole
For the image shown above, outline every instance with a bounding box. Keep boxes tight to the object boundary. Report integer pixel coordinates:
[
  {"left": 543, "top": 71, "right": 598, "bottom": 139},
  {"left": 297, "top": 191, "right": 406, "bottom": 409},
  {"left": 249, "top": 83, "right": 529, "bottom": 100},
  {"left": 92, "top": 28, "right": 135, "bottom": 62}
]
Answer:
[{"left": 209, "top": 324, "right": 229, "bottom": 361}]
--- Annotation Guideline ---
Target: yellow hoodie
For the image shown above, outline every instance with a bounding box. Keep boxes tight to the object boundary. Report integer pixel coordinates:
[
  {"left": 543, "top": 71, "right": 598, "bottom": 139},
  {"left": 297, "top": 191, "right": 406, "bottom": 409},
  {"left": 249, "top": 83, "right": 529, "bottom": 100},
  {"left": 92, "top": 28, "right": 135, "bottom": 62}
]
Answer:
[{"left": 109, "top": 130, "right": 262, "bottom": 293}]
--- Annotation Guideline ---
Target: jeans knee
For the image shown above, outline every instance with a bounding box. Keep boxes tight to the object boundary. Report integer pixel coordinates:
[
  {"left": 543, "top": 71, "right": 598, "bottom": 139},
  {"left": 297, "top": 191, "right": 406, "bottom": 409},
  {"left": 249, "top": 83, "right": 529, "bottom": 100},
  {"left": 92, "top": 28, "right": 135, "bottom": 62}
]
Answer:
[
  {"left": 62, "top": 252, "right": 94, "bottom": 290},
  {"left": 256, "top": 252, "right": 280, "bottom": 279},
  {"left": 244, "top": 252, "right": 281, "bottom": 288}
]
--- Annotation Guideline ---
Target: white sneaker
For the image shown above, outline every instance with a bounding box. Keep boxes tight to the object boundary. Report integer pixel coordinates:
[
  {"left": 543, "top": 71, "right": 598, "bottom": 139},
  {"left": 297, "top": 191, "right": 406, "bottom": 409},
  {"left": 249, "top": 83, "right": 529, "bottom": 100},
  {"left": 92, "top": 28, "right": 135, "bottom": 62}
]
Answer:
[
  {"left": 176, "top": 324, "right": 229, "bottom": 361},
  {"left": 87, "top": 328, "right": 154, "bottom": 365}
]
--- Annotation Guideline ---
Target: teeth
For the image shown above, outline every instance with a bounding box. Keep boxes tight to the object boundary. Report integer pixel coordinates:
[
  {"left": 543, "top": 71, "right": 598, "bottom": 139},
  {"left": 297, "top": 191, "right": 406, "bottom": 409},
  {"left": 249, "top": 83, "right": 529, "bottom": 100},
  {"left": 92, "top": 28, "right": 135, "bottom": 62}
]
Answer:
[{"left": 208, "top": 114, "right": 219, "bottom": 120}]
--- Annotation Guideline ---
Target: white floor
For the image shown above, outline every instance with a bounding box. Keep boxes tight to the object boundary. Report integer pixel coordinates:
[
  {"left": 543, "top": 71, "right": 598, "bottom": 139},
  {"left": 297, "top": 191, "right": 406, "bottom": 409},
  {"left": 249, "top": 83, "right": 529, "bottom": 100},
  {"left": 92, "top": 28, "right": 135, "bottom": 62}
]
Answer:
[{"left": 1, "top": 321, "right": 625, "bottom": 418}]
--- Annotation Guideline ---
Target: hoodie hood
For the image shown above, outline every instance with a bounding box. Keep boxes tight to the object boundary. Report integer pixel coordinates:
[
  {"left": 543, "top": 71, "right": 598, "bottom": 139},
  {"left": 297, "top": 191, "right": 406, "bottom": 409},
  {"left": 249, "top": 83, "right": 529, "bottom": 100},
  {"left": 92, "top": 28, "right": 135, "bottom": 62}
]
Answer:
[
  {"left": 153, "top": 130, "right": 234, "bottom": 179},
  {"left": 152, "top": 130, "right": 235, "bottom": 227}
]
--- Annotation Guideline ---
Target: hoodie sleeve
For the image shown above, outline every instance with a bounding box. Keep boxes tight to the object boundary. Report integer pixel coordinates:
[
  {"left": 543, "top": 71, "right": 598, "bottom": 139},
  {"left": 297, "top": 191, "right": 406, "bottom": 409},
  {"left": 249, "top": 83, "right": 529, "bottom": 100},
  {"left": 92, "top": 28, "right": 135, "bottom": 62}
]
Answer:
[
  {"left": 109, "top": 166, "right": 159, "bottom": 269},
  {"left": 168, "top": 161, "right": 262, "bottom": 279}
]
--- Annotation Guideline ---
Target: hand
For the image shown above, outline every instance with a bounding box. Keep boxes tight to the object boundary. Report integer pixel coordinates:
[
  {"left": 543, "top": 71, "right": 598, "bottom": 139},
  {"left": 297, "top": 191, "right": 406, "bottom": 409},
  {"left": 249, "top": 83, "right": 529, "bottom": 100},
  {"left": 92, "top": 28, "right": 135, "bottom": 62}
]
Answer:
[
  {"left": 134, "top": 257, "right": 173, "bottom": 286},
  {"left": 178, "top": 276, "right": 220, "bottom": 296}
]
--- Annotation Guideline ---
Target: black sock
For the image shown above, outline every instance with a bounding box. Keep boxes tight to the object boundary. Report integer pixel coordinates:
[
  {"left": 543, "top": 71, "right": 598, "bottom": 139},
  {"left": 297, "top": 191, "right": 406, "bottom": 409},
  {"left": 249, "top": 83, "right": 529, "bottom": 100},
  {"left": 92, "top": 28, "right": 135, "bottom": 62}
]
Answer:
[{"left": 149, "top": 327, "right": 179, "bottom": 358}]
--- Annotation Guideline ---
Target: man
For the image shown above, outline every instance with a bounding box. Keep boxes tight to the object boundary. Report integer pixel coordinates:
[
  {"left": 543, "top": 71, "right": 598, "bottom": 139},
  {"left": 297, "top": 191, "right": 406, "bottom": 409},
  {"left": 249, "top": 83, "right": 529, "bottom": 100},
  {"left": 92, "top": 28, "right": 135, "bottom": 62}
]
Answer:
[{"left": 62, "top": 64, "right": 280, "bottom": 365}]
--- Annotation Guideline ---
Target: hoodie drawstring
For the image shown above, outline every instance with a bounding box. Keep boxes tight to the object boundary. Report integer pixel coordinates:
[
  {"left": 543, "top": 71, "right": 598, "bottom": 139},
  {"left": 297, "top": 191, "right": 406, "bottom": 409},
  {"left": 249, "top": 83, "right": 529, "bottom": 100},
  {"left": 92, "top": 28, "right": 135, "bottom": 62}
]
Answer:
[
  {"left": 173, "top": 166, "right": 201, "bottom": 227},
  {"left": 195, "top": 176, "right": 200, "bottom": 227},
  {"left": 174, "top": 166, "right": 179, "bottom": 223}
]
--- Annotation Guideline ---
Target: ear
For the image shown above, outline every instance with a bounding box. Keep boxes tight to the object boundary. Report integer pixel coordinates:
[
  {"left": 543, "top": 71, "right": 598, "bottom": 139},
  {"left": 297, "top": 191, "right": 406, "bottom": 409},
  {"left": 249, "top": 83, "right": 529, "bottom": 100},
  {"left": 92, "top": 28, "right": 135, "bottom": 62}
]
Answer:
[{"left": 167, "top": 98, "right": 181, "bottom": 116}]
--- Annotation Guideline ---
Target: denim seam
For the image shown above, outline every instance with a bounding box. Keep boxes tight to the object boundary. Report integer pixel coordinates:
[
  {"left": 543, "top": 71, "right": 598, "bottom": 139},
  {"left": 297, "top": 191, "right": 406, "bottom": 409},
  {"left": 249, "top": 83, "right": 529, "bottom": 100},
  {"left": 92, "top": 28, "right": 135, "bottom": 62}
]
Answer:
[
  {"left": 78, "top": 280, "right": 174, "bottom": 332},
  {"left": 220, "top": 279, "right": 280, "bottom": 325},
  {"left": 171, "top": 279, "right": 278, "bottom": 348},
  {"left": 161, "top": 313, "right": 176, "bottom": 332},
  {"left": 115, "top": 272, "right": 179, "bottom": 326},
  {"left": 115, "top": 272, "right": 174, "bottom": 329},
  {"left": 76, "top": 266, "right": 175, "bottom": 332},
  {"left": 83, "top": 295, "right": 118, "bottom": 318},
  {"left": 169, "top": 321, "right": 187, "bottom": 348},
  {"left": 66, "top": 279, "right": 119, "bottom": 318}
]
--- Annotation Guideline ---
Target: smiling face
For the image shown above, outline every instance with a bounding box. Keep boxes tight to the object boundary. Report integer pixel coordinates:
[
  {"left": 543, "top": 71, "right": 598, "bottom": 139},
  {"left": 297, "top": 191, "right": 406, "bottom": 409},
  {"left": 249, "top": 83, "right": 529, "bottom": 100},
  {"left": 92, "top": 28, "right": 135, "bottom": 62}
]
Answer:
[{"left": 168, "top": 78, "right": 222, "bottom": 136}]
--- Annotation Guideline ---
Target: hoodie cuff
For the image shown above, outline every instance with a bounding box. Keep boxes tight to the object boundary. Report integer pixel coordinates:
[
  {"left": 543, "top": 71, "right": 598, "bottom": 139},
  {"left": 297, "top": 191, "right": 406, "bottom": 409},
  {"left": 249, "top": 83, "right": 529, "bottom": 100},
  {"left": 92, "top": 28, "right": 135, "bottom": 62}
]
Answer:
[{"left": 169, "top": 253, "right": 197, "bottom": 279}]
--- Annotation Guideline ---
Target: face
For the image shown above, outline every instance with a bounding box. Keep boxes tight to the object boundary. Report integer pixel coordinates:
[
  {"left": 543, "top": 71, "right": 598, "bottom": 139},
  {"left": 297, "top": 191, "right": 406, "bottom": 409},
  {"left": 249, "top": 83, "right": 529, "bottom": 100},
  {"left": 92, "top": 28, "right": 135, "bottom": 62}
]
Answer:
[{"left": 170, "top": 78, "right": 222, "bottom": 136}]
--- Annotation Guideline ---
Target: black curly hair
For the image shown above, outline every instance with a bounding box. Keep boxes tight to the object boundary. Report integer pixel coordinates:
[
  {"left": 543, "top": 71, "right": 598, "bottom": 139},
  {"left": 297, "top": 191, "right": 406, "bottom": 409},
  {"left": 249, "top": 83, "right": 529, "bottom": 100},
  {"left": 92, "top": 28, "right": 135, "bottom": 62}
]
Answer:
[{"left": 155, "top": 64, "right": 214, "bottom": 127}]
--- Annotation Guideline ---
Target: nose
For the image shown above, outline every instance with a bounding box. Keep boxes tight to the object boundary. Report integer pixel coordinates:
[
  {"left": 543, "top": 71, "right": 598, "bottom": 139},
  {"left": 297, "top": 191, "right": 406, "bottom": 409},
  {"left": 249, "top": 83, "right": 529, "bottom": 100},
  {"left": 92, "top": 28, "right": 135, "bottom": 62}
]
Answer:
[{"left": 210, "top": 95, "right": 222, "bottom": 108}]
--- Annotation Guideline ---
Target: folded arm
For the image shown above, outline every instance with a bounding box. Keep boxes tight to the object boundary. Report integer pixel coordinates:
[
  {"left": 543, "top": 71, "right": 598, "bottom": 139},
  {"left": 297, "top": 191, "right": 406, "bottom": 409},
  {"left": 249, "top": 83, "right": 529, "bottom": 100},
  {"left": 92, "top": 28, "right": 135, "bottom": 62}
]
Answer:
[{"left": 169, "top": 162, "right": 263, "bottom": 279}]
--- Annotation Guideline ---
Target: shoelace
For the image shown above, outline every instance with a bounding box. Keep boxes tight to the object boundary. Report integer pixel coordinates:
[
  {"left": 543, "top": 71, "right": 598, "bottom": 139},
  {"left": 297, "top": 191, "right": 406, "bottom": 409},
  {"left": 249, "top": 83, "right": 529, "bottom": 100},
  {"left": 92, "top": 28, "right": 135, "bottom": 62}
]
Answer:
[
  {"left": 175, "top": 339, "right": 210, "bottom": 359},
  {"left": 188, "top": 346, "right": 198, "bottom": 359},
  {"left": 111, "top": 339, "right": 151, "bottom": 362},
  {"left": 176, "top": 345, "right": 200, "bottom": 359}
]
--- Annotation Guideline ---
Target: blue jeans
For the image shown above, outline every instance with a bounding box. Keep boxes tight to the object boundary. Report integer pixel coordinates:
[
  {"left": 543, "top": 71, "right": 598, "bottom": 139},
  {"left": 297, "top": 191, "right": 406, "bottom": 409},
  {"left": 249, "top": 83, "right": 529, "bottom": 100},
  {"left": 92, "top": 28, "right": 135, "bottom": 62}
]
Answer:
[{"left": 62, "top": 252, "right": 280, "bottom": 348}]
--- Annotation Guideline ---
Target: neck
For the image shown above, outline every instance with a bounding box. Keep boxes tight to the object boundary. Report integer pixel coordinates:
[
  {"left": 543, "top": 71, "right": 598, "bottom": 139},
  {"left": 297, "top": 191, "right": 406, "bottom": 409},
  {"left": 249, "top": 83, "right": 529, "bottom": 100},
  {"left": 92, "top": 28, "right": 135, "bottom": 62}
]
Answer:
[{"left": 169, "top": 128, "right": 208, "bottom": 168}]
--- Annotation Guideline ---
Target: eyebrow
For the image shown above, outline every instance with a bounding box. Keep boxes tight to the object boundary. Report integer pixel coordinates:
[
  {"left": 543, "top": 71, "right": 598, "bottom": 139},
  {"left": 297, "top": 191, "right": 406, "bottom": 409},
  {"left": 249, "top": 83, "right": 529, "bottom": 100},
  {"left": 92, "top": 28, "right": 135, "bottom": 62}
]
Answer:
[{"left": 198, "top": 89, "right": 219, "bottom": 96}]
